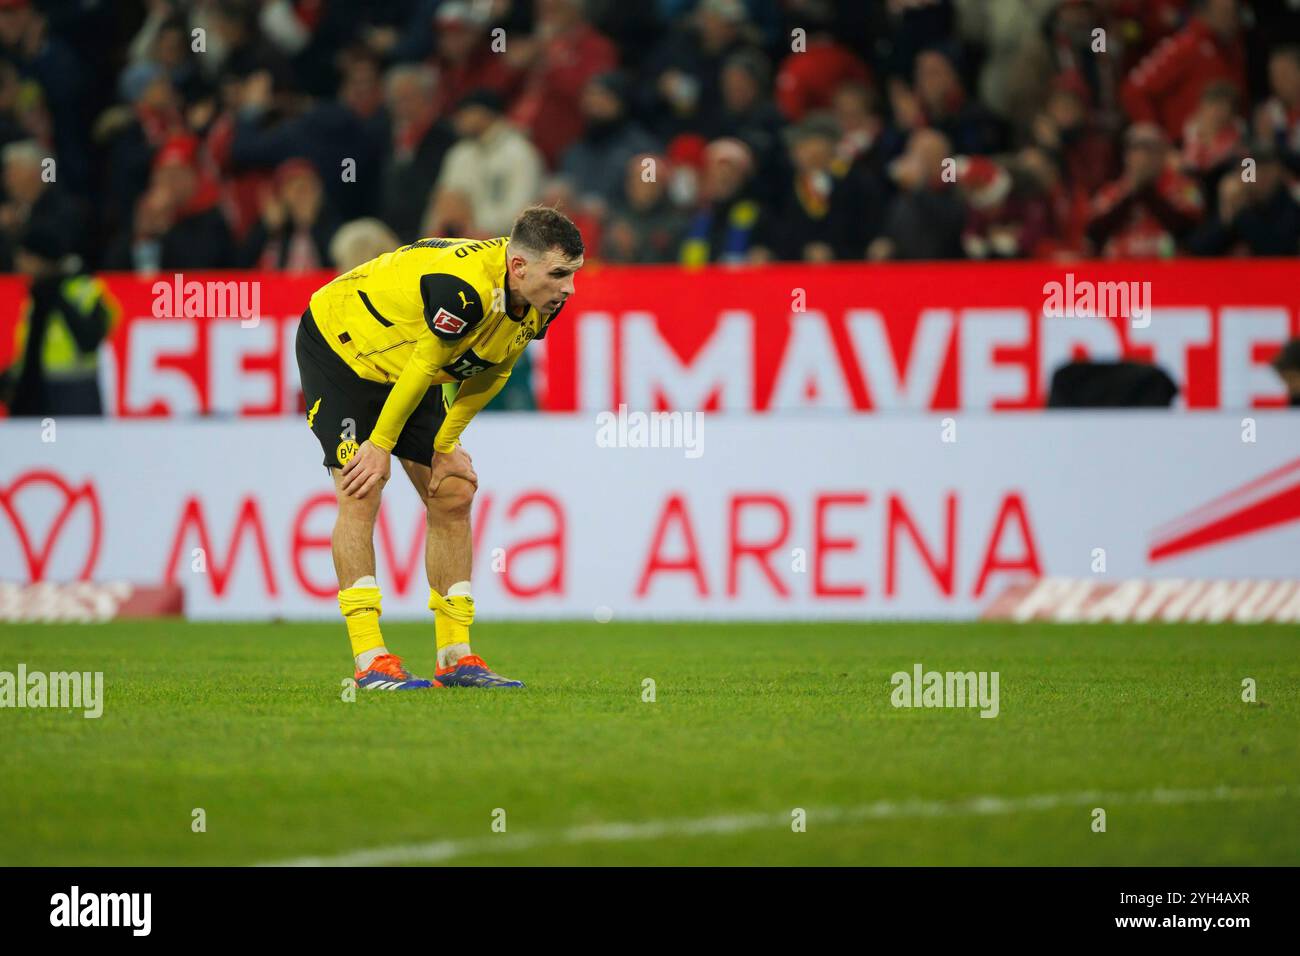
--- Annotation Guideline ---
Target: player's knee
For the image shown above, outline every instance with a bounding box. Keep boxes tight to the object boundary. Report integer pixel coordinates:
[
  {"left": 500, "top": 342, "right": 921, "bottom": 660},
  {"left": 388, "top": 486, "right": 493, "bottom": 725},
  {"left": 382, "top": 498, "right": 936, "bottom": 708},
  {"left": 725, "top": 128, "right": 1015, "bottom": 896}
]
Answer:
[{"left": 429, "top": 476, "right": 475, "bottom": 516}]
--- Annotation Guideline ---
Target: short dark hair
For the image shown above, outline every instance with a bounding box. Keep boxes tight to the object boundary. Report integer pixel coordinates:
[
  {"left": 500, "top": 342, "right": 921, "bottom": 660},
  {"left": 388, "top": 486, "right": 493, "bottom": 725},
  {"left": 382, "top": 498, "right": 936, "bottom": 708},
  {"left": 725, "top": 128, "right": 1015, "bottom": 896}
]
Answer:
[{"left": 509, "top": 205, "right": 584, "bottom": 260}]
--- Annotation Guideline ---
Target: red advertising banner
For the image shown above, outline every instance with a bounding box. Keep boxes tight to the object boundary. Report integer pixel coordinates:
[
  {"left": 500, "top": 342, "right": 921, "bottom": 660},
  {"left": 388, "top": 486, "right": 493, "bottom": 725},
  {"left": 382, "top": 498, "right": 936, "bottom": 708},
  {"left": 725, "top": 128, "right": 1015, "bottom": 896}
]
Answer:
[{"left": 1, "top": 259, "right": 1295, "bottom": 416}]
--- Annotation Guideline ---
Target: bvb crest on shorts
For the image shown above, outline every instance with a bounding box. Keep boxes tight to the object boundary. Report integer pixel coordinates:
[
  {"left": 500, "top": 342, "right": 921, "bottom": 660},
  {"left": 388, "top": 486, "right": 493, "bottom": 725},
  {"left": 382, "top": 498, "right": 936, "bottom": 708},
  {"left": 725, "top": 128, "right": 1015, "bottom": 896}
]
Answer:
[{"left": 336, "top": 439, "right": 359, "bottom": 465}]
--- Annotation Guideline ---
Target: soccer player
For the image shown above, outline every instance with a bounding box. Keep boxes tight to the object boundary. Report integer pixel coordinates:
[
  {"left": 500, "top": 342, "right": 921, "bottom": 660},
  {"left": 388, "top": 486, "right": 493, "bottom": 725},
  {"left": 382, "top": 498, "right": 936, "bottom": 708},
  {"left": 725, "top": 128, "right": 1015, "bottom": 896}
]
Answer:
[{"left": 295, "top": 206, "right": 584, "bottom": 689}]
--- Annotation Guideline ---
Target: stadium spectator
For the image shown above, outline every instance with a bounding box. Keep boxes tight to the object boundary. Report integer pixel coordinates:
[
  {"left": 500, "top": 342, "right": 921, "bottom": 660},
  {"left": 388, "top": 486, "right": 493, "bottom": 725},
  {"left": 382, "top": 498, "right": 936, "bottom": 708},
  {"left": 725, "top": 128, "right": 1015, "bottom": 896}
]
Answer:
[
  {"left": 378, "top": 63, "right": 454, "bottom": 243},
  {"left": 423, "top": 89, "right": 543, "bottom": 238},
  {"left": 601, "top": 151, "right": 687, "bottom": 264},
  {"left": 706, "top": 48, "right": 786, "bottom": 203},
  {"left": 663, "top": 131, "right": 708, "bottom": 207},
  {"left": 870, "top": 128, "right": 966, "bottom": 261},
  {"left": 507, "top": 0, "right": 619, "bottom": 168},
  {"left": 956, "top": 155, "right": 1051, "bottom": 260},
  {"left": 102, "top": 185, "right": 175, "bottom": 274},
  {"left": 416, "top": 1, "right": 522, "bottom": 123},
  {"left": 239, "top": 158, "right": 339, "bottom": 271},
  {"left": 230, "top": 52, "right": 386, "bottom": 222},
  {"left": 831, "top": 81, "right": 900, "bottom": 189},
  {"left": 752, "top": 113, "right": 877, "bottom": 262},
  {"left": 1029, "top": 74, "right": 1118, "bottom": 196},
  {"left": 1109, "top": 0, "right": 1189, "bottom": 68},
  {"left": 1041, "top": 0, "right": 1123, "bottom": 121},
  {"left": 0, "top": 219, "right": 119, "bottom": 416},
  {"left": 0, "top": 0, "right": 1293, "bottom": 274},
  {"left": 1087, "top": 122, "right": 1204, "bottom": 258},
  {"left": 200, "top": 0, "right": 291, "bottom": 88},
  {"left": 878, "top": 0, "right": 960, "bottom": 79},
  {"left": 640, "top": 0, "right": 760, "bottom": 141},
  {"left": 1254, "top": 44, "right": 1300, "bottom": 172},
  {"left": 1180, "top": 82, "right": 1246, "bottom": 184},
  {"left": 0, "top": 139, "right": 81, "bottom": 272},
  {"left": 1120, "top": 0, "right": 1247, "bottom": 144},
  {"left": 126, "top": 12, "right": 207, "bottom": 106},
  {"left": 0, "top": 0, "right": 87, "bottom": 195},
  {"left": 137, "top": 133, "right": 234, "bottom": 268},
  {"left": 95, "top": 62, "right": 186, "bottom": 243},
  {"left": 894, "top": 46, "right": 1005, "bottom": 156},
  {"left": 1270, "top": 338, "right": 1300, "bottom": 406},
  {"left": 772, "top": 2, "right": 871, "bottom": 122},
  {"left": 677, "top": 136, "right": 761, "bottom": 264},
  {"left": 1187, "top": 142, "right": 1300, "bottom": 256},
  {"left": 712, "top": 49, "right": 783, "bottom": 140},
  {"left": 368, "top": 0, "right": 526, "bottom": 68},
  {"left": 559, "top": 72, "right": 659, "bottom": 213},
  {"left": 959, "top": 0, "right": 1058, "bottom": 123},
  {"left": 329, "top": 217, "right": 400, "bottom": 272},
  {"left": 1016, "top": 143, "right": 1091, "bottom": 259}
]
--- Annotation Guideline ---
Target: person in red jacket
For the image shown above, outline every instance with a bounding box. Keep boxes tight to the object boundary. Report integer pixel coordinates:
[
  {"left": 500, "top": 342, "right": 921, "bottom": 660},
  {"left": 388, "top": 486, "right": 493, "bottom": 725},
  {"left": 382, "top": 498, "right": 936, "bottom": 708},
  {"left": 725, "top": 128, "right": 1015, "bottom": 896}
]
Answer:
[
  {"left": 1120, "top": 0, "right": 1246, "bottom": 144},
  {"left": 426, "top": 1, "right": 522, "bottom": 123},
  {"left": 1087, "top": 122, "right": 1204, "bottom": 258},
  {"left": 773, "top": 6, "right": 871, "bottom": 122},
  {"left": 508, "top": 0, "right": 618, "bottom": 169}
]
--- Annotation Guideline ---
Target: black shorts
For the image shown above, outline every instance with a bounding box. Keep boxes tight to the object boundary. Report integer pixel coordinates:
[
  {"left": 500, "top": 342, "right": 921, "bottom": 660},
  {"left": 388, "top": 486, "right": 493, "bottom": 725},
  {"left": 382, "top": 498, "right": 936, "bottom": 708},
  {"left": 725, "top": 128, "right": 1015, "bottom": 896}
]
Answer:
[{"left": 295, "top": 308, "right": 447, "bottom": 469}]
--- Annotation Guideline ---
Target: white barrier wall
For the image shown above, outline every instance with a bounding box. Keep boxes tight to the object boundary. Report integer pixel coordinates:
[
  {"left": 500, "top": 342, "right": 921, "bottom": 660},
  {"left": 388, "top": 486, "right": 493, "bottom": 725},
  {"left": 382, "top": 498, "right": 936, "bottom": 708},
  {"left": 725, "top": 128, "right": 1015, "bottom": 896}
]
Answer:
[{"left": 1, "top": 414, "right": 1296, "bottom": 620}]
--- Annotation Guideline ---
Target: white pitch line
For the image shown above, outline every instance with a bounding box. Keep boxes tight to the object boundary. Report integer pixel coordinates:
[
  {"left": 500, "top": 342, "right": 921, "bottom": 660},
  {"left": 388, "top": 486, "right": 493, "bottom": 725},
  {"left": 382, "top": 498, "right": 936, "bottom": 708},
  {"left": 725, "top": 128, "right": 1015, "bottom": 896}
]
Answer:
[{"left": 260, "top": 784, "right": 1295, "bottom": 867}]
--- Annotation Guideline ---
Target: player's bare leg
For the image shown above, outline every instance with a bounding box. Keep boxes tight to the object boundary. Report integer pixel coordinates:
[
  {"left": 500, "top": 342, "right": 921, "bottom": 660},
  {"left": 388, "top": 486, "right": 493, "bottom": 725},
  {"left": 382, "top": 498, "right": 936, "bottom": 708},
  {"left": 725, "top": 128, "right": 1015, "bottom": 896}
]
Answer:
[
  {"left": 401, "top": 457, "right": 524, "bottom": 687},
  {"left": 331, "top": 466, "right": 383, "bottom": 587},
  {"left": 332, "top": 467, "right": 432, "bottom": 690},
  {"left": 400, "top": 458, "right": 472, "bottom": 592}
]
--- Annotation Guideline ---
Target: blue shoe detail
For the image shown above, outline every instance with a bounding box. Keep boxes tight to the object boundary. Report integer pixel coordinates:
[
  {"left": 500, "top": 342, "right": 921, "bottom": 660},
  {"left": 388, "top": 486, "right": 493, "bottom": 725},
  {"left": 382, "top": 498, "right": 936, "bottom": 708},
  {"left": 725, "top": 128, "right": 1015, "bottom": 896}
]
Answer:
[
  {"left": 354, "top": 654, "right": 434, "bottom": 690},
  {"left": 435, "top": 654, "right": 524, "bottom": 688}
]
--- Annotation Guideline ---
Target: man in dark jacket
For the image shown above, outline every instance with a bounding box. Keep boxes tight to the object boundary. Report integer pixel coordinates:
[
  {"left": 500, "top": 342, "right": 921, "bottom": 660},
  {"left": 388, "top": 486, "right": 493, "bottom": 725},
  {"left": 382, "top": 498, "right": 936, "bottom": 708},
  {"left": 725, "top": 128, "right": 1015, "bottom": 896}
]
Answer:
[
  {"left": 1188, "top": 143, "right": 1300, "bottom": 256},
  {"left": 378, "top": 63, "right": 454, "bottom": 243},
  {"left": 0, "top": 138, "right": 82, "bottom": 271},
  {"left": 560, "top": 72, "right": 659, "bottom": 212},
  {"left": 231, "top": 59, "right": 385, "bottom": 222},
  {"left": 753, "top": 113, "right": 878, "bottom": 262}
]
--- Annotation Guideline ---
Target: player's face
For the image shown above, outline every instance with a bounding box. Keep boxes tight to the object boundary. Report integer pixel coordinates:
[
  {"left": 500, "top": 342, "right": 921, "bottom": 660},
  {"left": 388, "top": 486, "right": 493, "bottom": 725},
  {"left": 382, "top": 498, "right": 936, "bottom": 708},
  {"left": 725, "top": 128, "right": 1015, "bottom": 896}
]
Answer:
[{"left": 522, "top": 249, "right": 583, "bottom": 315}]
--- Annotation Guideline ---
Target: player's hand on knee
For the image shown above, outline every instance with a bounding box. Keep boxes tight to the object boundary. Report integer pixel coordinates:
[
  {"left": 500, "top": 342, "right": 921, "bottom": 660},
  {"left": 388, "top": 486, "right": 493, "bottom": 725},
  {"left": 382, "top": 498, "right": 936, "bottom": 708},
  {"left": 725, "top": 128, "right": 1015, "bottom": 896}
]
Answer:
[
  {"left": 340, "top": 440, "right": 391, "bottom": 498},
  {"left": 428, "top": 445, "right": 477, "bottom": 497}
]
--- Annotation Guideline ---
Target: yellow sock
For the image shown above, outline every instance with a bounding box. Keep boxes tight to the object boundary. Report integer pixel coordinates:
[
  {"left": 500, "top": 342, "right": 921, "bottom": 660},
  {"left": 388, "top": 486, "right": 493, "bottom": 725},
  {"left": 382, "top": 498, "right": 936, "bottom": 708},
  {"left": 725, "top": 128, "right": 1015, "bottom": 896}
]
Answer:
[
  {"left": 429, "top": 585, "right": 474, "bottom": 667},
  {"left": 339, "top": 581, "right": 385, "bottom": 661}
]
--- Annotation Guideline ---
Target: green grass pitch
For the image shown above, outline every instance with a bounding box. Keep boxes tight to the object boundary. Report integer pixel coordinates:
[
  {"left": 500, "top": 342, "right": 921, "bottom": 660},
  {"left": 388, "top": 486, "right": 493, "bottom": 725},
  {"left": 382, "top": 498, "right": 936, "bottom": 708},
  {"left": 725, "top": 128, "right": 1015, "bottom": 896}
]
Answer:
[{"left": 1, "top": 620, "right": 1297, "bottom": 866}]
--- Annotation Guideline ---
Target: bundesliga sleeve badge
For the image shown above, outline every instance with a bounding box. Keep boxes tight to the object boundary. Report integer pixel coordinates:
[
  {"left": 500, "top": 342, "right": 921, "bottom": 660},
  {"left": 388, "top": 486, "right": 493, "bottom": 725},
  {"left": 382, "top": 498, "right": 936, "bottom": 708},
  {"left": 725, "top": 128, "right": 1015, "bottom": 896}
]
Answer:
[{"left": 420, "top": 273, "right": 485, "bottom": 340}]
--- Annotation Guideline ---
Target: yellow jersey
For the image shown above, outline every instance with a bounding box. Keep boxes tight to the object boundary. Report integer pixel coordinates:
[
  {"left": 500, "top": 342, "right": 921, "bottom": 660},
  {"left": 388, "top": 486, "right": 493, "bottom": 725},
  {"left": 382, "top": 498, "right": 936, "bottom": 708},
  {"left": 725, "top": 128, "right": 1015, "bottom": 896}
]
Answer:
[{"left": 307, "top": 237, "right": 561, "bottom": 453}]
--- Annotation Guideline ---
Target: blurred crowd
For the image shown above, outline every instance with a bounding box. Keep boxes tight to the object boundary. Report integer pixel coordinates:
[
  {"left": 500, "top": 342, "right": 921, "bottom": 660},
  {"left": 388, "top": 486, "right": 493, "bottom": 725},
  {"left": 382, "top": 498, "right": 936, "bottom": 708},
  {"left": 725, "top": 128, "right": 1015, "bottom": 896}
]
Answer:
[{"left": 0, "top": 0, "right": 1299, "bottom": 278}]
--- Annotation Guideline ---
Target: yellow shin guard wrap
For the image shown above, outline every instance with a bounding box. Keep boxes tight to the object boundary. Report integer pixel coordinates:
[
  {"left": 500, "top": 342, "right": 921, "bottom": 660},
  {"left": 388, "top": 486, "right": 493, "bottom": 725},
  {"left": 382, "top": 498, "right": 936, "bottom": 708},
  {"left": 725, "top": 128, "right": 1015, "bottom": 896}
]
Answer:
[
  {"left": 339, "top": 586, "right": 385, "bottom": 659},
  {"left": 429, "top": 589, "right": 475, "bottom": 651}
]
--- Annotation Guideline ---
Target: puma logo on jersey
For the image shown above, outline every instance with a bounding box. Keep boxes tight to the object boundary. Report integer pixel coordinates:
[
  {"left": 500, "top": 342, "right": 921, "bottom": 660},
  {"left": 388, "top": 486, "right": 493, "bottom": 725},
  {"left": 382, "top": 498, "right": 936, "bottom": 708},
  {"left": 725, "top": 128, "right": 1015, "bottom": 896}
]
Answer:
[{"left": 457, "top": 290, "right": 474, "bottom": 310}]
